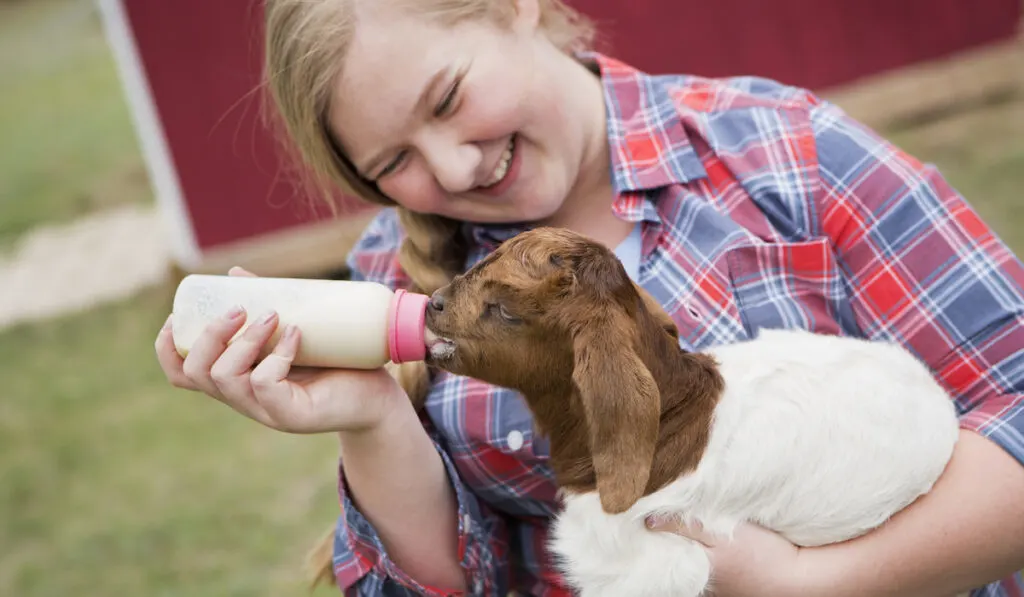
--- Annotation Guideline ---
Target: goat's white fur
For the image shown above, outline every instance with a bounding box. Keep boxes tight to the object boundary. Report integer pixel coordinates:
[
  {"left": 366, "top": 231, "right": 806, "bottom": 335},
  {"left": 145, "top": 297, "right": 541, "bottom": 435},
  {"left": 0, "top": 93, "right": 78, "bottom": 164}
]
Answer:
[{"left": 548, "top": 327, "right": 960, "bottom": 597}]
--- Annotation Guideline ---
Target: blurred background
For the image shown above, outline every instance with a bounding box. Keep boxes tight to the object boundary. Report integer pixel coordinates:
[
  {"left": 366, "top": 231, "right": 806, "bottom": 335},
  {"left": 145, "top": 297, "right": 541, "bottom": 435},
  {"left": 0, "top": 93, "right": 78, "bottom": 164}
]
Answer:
[{"left": 1, "top": 0, "right": 1022, "bottom": 595}]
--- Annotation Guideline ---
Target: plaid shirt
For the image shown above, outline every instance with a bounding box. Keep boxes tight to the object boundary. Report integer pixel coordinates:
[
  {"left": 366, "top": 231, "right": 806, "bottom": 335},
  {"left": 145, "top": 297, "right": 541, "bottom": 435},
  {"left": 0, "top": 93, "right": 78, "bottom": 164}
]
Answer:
[{"left": 337, "top": 52, "right": 1024, "bottom": 596}]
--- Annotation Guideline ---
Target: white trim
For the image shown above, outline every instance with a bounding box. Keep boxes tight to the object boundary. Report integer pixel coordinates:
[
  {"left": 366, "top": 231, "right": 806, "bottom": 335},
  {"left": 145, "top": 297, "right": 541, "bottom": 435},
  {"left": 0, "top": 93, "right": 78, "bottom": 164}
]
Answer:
[{"left": 95, "top": 0, "right": 201, "bottom": 269}]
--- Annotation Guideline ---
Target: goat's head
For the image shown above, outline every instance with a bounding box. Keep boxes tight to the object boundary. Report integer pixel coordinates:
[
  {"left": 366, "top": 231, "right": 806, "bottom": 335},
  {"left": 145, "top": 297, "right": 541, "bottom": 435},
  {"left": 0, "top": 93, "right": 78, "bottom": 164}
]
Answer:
[{"left": 423, "top": 227, "right": 684, "bottom": 513}]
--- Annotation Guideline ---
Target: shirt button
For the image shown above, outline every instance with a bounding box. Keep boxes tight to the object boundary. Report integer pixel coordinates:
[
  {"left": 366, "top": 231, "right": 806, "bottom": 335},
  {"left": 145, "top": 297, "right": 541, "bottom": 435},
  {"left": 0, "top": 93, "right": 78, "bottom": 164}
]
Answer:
[{"left": 506, "top": 430, "right": 524, "bottom": 451}]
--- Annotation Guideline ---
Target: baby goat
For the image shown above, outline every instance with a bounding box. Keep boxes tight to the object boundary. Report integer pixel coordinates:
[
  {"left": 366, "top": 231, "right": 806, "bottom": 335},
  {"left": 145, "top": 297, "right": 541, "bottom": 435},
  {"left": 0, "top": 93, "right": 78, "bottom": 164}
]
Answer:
[{"left": 423, "top": 227, "right": 959, "bottom": 597}]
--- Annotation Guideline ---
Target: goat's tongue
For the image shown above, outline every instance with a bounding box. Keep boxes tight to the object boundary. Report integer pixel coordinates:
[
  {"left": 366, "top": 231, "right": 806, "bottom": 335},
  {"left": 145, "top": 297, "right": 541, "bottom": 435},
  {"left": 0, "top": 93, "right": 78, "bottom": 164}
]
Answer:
[
  {"left": 423, "top": 327, "right": 456, "bottom": 359},
  {"left": 423, "top": 328, "right": 449, "bottom": 348}
]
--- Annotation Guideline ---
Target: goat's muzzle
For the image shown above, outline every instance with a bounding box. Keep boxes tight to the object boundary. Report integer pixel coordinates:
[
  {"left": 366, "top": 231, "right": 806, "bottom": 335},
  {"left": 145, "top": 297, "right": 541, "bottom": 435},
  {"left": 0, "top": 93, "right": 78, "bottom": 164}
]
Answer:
[{"left": 423, "top": 293, "right": 457, "bottom": 363}]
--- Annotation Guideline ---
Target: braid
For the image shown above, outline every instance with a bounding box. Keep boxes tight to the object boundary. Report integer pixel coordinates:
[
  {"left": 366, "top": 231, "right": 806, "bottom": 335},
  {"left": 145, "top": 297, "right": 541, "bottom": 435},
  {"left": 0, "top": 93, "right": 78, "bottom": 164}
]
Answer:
[
  {"left": 396, "top": 208, "right": 470, "bottom": 295},
  {"left": 386, "top": 208, "right": 471, "bottom": 411}
]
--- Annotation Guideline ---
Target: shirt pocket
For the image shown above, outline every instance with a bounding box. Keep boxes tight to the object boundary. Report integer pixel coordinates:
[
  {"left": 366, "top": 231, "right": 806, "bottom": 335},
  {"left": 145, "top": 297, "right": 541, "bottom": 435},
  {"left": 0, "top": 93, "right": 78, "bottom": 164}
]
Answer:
[{"left": 724, "top": 237, "right": 858, "bottom": 337}]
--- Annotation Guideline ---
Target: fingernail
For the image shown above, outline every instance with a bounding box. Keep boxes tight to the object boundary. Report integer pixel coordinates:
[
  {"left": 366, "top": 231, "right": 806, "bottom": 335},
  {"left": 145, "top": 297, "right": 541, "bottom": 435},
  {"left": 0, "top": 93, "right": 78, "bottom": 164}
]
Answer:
[
  {"left": 225, "top": 305, "right": 245, "bottom": 319},
  {"left": 162, "top": 314, "right": 173, "bottom": 330},
  {"left": 283, "top": 324, "right": 297, "bottom": 339},
  {"left": 259, "top": 311, "right": 277, "bottom": 325}
]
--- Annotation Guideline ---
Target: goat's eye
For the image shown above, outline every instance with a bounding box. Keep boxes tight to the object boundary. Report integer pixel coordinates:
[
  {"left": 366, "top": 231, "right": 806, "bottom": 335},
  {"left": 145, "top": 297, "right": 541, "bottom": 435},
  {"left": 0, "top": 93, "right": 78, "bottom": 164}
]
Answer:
[
  {"left": 487, "top": 302, "right": 521, "bottom": 324},
  {"left": 498, "top": 304, "right": 518, "bottom": 322}
]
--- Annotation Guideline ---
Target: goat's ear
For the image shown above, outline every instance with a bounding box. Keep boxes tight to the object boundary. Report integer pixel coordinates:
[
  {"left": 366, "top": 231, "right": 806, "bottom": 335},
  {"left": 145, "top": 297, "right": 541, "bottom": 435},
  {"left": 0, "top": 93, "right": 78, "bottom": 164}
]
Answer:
[
  {"left": 635, "top": 283, "right": 679, "bottom": 341},
  {"left": 537, "top": 263, "right": 576, "bottom": 299},
  {"left": 571, "top": 316, "right": 660, "bottom": 514}
]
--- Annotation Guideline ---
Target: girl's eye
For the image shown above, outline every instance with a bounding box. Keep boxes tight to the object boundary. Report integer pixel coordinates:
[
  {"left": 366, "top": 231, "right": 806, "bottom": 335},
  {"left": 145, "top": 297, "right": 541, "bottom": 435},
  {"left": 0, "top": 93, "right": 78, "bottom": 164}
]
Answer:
[
  {"left": 378, "top": 151, "right": 407, "bottom": 178},
  {"left": 434, "top": 76, "right": 462, "bottom": 117}
]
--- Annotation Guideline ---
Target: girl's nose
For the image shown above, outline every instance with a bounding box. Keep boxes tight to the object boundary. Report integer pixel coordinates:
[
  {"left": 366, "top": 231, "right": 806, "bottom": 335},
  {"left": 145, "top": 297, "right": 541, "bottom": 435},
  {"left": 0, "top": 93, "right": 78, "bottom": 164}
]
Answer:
[{"left": 419, "top": 134, "right": 481, "bottom": 194}]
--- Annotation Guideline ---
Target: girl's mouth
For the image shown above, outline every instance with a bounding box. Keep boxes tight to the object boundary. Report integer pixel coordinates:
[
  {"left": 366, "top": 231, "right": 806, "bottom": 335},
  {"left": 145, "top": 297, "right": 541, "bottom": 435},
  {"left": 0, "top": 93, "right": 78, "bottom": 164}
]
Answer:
[{"left": 476, "top": 135, "right": 520, "bottom": 196}]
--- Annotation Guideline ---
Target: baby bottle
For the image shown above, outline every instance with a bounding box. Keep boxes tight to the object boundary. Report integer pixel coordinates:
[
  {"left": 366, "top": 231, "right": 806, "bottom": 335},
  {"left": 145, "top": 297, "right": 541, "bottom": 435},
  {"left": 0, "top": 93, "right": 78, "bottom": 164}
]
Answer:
[{"left": 170, "top": 274, "right": 430, "bottom": 369}]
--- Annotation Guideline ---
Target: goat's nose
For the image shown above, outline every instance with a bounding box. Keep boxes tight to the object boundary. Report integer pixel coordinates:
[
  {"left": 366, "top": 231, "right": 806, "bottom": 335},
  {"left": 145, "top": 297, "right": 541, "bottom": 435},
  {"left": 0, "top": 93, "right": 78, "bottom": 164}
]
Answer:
[{"left": 428, "top": 292, "right": 445, "bottom": 312}]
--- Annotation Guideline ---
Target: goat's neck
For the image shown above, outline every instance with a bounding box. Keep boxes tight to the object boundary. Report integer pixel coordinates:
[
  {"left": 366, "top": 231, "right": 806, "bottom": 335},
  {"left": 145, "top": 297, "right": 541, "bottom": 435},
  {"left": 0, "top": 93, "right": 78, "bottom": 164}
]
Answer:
[
  {"left": 527, "top": 386, "right": 602, "bottom": 494},
  {"left": 641, "top": 338, "right": 724, "bottom": 493},
  {"left": 524, "top": 335, "right": 724, "bottom": 499}
]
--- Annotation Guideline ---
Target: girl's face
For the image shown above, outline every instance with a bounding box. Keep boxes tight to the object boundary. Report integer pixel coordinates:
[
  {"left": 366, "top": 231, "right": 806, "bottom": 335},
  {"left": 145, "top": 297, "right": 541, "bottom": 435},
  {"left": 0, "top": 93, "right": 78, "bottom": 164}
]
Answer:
[{"left": 327, "top": 0, "right": 609, "bottom": 226}]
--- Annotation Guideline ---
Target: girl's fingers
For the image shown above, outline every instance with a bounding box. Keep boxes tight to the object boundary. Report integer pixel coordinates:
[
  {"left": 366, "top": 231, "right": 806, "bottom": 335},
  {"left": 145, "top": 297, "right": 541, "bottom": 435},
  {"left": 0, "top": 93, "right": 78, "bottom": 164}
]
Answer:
[
  {"left": 228, "top": 266, "right": 257, "bottom": 277},
  {"left": 208, "top": 311, "right": 281, "bottom": 426},
  {"left": 181, "top": 306, "right": 248, "bottom": 398},
  {"left": 644, "top": 514, "right": 718, "bottom": 547},
  {"left": 250, "top": 325, "right": 308, "bottom": 429},
  {"left": 155, "top": 315, "right": 197, "bottom": 390}
]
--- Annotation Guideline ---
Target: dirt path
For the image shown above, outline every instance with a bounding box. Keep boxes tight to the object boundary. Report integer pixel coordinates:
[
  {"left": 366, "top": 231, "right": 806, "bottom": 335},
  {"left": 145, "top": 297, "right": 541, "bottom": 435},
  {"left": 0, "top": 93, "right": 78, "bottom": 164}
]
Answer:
[{"left": 0, "top": 204, "right": 169, "bottom": 330}]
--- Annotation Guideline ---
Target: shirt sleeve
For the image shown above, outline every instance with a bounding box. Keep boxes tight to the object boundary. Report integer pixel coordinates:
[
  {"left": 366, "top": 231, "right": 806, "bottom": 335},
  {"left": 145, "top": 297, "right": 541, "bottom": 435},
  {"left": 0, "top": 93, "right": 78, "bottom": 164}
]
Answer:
[
  {"left": 333, "top": 208, "right": 511, "bottom": 595},
  {"left": 807, "top": 98, "right": 1024, "bottom": 468}
]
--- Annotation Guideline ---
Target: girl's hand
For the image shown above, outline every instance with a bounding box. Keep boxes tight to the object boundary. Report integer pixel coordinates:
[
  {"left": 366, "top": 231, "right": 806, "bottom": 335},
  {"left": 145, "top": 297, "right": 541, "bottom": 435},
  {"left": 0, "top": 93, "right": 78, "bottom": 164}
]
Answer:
[
  {"left": 154, "top": 266, "right": 407, "bottom": 434},
  {"left": 645, "top": 516, "right": 814, "bottom": 597}
]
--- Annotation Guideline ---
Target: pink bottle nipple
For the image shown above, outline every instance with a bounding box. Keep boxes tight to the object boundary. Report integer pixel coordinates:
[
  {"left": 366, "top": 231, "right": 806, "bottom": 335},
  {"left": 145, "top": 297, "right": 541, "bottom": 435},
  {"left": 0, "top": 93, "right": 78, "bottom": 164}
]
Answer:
[{"left": 388, "top": 289, "right": 429, "bottom": 363}]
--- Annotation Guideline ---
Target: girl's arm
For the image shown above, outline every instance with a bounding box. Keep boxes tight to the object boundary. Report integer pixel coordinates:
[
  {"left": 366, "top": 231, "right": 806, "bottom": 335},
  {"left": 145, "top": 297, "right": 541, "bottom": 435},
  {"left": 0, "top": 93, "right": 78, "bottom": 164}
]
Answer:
[
  {"left": 339, "top": 393, "right": 466, "bottom": 591},
  {"left": 803, "top": 429, "right": 1024, "bottom": 597}
]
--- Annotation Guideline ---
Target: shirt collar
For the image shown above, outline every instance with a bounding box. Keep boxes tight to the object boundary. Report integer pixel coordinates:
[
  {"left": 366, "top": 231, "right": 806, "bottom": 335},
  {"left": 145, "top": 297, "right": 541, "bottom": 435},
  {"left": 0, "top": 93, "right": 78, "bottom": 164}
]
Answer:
[
  {"left": 469, "top": 52, "right": 706, "bottom": 250},
  {"left": 583, "top": 51, "right": 707, "bottom": 194}
]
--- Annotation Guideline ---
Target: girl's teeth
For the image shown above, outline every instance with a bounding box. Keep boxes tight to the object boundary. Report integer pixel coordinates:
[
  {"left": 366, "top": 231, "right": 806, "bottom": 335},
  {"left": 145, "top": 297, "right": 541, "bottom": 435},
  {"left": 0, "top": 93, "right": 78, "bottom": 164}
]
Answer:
[{"left": 487, "top": 138, "right": 515, "bottom": 186}]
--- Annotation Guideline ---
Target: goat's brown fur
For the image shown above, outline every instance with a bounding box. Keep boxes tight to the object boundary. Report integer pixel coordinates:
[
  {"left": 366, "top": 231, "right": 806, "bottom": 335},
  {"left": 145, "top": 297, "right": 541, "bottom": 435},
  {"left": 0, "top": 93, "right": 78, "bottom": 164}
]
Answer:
[
  {"left": 306, "top": 228, "right": 725, "bottom": 589},
  {"left": 426, "top": 227, "right": 724, "bottom": 514}
]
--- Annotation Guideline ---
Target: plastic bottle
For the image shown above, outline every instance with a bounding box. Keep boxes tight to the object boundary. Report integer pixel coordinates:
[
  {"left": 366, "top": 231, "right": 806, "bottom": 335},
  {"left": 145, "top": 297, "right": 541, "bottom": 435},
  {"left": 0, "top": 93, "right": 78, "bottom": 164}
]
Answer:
[{"left": 170, "top": 274, "right": 430, "bottom": 369}]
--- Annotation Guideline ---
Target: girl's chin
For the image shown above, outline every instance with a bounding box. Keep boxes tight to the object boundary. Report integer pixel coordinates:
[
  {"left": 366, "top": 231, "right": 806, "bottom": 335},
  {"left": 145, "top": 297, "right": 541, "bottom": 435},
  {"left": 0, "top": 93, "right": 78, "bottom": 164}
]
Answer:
[{"left": 466, "top": 200, "right": 565, "bottom": 227}]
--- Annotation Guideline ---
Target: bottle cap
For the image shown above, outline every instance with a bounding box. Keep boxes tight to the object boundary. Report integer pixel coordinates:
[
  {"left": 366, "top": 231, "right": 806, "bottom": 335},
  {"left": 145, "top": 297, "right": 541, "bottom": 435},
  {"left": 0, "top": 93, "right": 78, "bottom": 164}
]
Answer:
[{"left": 388, "top": 289, "right": 429, "bottom": 363}]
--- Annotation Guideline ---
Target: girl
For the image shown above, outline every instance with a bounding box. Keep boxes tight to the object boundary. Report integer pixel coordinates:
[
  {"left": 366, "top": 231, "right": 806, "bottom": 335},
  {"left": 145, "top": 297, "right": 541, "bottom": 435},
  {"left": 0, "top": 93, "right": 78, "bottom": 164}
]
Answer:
[{"left": 154, "top": 0, "right": 1024, "bottom": 594}]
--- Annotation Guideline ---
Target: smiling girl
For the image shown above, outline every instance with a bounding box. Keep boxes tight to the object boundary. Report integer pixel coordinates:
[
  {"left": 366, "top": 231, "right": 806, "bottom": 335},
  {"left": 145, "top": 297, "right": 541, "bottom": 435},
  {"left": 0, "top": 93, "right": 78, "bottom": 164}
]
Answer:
[{"left": 154, "top": 0, "right": 1024, "bottom": 595}]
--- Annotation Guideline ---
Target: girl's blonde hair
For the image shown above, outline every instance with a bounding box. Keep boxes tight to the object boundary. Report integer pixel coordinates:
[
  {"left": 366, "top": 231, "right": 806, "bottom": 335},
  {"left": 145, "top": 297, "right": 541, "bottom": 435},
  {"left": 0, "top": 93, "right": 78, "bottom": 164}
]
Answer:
[{"left": 261, "top": 0, "right": 596, "bottom": 587}]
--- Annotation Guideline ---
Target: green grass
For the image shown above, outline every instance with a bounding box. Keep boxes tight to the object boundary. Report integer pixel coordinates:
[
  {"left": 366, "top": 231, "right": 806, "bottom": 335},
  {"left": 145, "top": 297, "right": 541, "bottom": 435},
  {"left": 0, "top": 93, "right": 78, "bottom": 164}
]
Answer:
[
  {"left": 0, "top": 0, "right": 151, "bottom": 252},
  {"left": 0, "top": 284, "right": 343, "bottom": 596}
]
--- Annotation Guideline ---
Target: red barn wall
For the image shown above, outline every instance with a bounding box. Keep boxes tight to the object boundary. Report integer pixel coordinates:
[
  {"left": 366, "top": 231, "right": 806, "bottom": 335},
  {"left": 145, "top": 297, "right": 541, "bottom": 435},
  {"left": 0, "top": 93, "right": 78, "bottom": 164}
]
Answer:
[{"left": 103, "top": 0, "right": 1022, "bottom": 271}]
